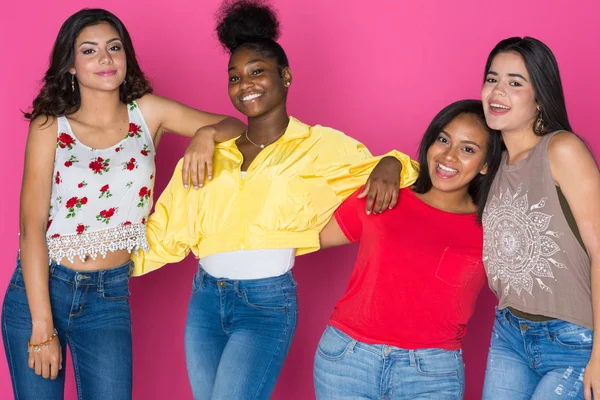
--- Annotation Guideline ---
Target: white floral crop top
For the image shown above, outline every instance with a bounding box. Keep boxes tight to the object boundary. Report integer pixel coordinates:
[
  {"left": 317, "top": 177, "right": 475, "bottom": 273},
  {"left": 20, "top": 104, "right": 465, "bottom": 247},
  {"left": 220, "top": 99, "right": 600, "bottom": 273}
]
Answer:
[{"left": 46, "top": 101, "right": 155, "bottom": 263}]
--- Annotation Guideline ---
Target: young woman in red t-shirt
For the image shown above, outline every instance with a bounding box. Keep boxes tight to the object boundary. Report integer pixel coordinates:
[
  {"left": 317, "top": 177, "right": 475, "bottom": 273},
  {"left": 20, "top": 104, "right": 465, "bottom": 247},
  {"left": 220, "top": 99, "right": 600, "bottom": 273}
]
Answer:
[{"left": 313, "top": 99, "right": 503, "bottom": 399}]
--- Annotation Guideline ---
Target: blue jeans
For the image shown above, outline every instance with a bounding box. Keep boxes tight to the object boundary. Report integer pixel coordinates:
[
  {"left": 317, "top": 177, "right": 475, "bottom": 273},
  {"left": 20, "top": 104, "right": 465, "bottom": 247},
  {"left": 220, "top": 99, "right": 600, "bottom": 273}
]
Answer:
[
  {"left": 313, "top": 326, "right": 465, "bottom": 399},
  {"left": 2, "top": 258, "right": 133, "bottom": 400},
  {"left": 482, "top": 307, "right": 592, "bottom": 400},
  {"left": 184, "top": 266, "right": 298, "bottom": 400}
]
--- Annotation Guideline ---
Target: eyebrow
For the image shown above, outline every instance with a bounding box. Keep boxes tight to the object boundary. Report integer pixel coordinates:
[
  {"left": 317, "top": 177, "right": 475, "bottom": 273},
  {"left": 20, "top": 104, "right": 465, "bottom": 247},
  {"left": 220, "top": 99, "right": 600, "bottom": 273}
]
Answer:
[
  {"left": 486, "top": 70, "right": 528, "bottom": 81},
  {"left": 78, "top": 38, "right": 122, "bottom": 47},
  {"left": 440, "top": 130, "right": 482, "bottom": 149},
  {"left": 228, "top": 59, "right": 265, "bottom": 72}
]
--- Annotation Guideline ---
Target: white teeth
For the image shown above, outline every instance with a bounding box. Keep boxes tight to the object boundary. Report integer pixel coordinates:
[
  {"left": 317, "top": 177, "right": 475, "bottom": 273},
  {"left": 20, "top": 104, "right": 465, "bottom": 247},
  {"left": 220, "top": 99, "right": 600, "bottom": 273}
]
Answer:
[
  {"left": 490, "top": 103, "right": 511, "bottom": 110},
  {"left": 242, "top": 93, "right": 262, "bottom": 101},
  {"left": 437, "top": 163, "right": 457, "bottom": 173}
]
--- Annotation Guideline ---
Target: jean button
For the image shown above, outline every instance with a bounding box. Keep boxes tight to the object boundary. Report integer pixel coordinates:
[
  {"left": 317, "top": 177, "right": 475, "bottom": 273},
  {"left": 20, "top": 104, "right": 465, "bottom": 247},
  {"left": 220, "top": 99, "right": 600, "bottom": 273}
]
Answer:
[
  {"left": 218, "top": 282, "right": 225, "bottom": 287},
  {"left": 520, "top": 324, "right": 529, "bottom": 331},
  {"left": 383, "top": 346, "right": 391, "bottom": 356}
]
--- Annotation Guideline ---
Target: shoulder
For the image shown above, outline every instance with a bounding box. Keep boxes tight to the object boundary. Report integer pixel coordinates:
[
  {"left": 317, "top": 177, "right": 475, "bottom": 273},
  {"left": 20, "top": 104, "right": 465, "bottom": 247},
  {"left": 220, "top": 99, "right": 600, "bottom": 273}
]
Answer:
[
  {"left": 27, "top": 115, "right": 59, "bottom": 142},
  {"left": 547, "top": 131, "right": 589, "bottom": 160}
]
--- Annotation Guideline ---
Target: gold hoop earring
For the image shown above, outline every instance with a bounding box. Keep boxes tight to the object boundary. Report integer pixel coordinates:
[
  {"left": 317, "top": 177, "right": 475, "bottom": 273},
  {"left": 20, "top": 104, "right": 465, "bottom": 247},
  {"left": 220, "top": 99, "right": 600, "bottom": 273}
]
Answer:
[{"left": 534, "top": 114, "right": 544, "bottom": 135}]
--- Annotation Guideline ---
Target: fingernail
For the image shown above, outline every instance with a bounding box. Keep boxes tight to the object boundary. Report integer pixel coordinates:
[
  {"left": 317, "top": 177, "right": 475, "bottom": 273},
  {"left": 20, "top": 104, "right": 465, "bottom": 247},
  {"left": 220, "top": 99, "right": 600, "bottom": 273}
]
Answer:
[
  {"left": 208, "top": 176, "right": 212, "bottom": 180},
  {"left": 193, "top": 186, "right": 198, "bottom": 190},
  {"left": 184, "top": 185, "right": 188, "bottom": 189},
  {"left": 366, "top": 211, "right": 371, "bottom": 215}
]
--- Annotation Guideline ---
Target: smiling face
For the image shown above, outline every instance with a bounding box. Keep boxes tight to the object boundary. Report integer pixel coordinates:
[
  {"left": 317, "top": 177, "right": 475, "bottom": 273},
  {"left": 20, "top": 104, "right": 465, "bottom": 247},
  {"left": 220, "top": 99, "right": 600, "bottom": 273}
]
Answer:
[
  {"left": 227, "top": 46, "right": 291, "bottom": 118},
  {"left": 427, "top": 113, "right": 490, "bottom": 196},
  {"left": 481, "top": 51, "right": 539, "bottom": 134},
  {"left": 69, "top": 22, "right": 127, "bottom": 93}
]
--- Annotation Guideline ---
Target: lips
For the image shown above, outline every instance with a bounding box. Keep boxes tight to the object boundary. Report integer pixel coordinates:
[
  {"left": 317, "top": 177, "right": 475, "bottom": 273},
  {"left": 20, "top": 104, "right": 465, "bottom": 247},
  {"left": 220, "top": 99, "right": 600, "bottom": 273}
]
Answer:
[
  {"left": 241, "top": 93, "right": 263, "bottom": 102},
  {"left": 95, "top": 70, "right": 117, "bottom": 77},
  {"left": 436, "top": 162, "right": 458, "bottom": 178},
  {"left": 489, "top": 100, "right": 511, "bottom": 115}
]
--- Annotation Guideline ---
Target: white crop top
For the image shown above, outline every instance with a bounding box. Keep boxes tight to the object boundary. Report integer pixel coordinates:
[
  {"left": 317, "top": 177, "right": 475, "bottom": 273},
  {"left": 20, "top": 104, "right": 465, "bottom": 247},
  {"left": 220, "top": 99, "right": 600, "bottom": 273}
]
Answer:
[{"left": 45, "top": 101, "right": 155, "bottom": 263}]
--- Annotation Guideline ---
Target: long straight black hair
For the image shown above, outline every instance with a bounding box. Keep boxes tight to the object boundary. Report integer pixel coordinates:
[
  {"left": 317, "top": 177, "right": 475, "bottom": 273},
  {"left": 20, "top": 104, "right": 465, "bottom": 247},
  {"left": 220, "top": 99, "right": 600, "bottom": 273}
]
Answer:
[{"left": 413, "top": 100, "right": 503, "bottom": 222}]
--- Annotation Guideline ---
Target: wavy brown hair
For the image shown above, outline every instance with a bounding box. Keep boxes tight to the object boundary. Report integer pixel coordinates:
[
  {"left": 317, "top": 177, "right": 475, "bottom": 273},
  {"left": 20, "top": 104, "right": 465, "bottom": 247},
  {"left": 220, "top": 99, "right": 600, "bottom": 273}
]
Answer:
[{"left": 25, "top": 8, "right": 152, "bottom": 120}]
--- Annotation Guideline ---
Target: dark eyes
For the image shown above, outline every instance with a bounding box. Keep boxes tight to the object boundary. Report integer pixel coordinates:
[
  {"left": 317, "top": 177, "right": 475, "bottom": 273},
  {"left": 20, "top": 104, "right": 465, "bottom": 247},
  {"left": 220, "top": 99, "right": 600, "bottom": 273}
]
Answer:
[
  {"left": 251, "top": 69, "right": 264, "bottom": 75},
  {"left": 437, "top": 136, "right": 449, "bottom": 144},
  {"left": 81, "top": 45, "right": 122, "bottom": 55}
]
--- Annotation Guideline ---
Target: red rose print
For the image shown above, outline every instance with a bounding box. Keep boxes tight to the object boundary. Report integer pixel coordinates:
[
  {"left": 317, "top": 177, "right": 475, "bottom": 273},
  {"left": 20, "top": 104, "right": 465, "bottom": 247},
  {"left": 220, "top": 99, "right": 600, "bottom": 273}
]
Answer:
[
  {"left": 57, "top": 133, "right": 76, "bottom": 150},
  {"left": 89, "top": 157, "right": 110, "bottom": 174},
  {"left": 150, "top": 174, "right": 154, "bottom": 180},
  {"left": 123, "top": 221, "right": 132, "bottom": 226},
  {"left": 115, "top": 144, "right": 124, "bottom": 152},
  {"left": 137, "top": 186, "right": 151, "bottom": 207},
  {"left": 50, "top": 233, "right": 61, "bottom": 239},
  {"left": 65, "top": 197, "right": 87, "bottom": 218},
  {"left": 140, "top": 144, "right": 151, "bottom": 157},
  {"left": 55, "top": 171, "right": 62, "bottom": 185},
  {"left": 76, "top": 224, "right": 88, "bottom": 235},
  {"left": 96, "top": 207, "right": 118, "bottom": 224},
  {"left": 129, "top": 123, "right": 140, "bottom": 134},
  {"left": 64, "top": 155, "right": 78, "bottom": 168},
  {"left": 65, "top": 161, "right": 72, "bottom": 167},
  {"left": 122, "top": 157, "right": 138, "bottom": 171},
  {"left": 99, "top": 185, "right": 112, "bottom": 199},
  {"left": 78, "top": 180, "right": 88, "bottom": 189},
  {"left": 141, "top": 218, "right": 146, "bottom": 224},
  {"left": 47, "top": 219, "right": 53, "bottom": 229},
  {"left": 66, "top": 197, "right": 78, "bottom": 209}
]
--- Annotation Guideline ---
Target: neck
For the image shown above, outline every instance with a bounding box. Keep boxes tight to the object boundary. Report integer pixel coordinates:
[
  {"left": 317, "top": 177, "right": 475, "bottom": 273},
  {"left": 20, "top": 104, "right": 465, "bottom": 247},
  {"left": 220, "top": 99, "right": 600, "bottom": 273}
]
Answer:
[
  {"left": 501, "top": 124, "right": 542, "bottom": 165},
  {"left": 73, "top": 88, "right": 125, "bottom": 124},
  {"left": 246, "top": 103, "right": 289, "bottom": 142},
  {"left": 418, "top": 187, "right": 474, "bottom": 214}
]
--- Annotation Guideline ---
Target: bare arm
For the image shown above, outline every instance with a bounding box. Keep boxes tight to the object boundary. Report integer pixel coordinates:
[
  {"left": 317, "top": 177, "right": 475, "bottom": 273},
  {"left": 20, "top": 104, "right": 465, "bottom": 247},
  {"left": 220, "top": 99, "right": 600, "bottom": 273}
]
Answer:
[
  {"left": 548, "top": 132, "right": 600, "bottom": 400},
  {"left": 136, "top": 94, "right": 246, "bottom": 188},
  {"left": 319, "top": 216, "right": 352, "bottom": 249},
  {"left": 20, "top": 117, "right": 62, "bottom": 379}
]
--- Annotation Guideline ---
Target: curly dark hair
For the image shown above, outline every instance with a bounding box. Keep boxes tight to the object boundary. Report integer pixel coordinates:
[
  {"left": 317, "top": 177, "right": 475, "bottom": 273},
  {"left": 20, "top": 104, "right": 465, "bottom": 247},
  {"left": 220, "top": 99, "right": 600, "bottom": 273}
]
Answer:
[
  {"left": 412, "top": 100, "right": 503, "bottom": 223},
  {"left": 25, "top": 8, "right": 152, "bottom": 120},
  {"left": 216, "top": 0, "right": 289, "bottom": 71}
]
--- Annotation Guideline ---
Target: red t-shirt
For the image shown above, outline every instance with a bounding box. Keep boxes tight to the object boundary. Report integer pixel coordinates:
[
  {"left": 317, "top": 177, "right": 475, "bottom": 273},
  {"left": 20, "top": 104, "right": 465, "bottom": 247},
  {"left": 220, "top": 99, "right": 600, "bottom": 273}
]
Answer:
[{"left": 329, "top": 187, "right": 486, "bottom": 350}]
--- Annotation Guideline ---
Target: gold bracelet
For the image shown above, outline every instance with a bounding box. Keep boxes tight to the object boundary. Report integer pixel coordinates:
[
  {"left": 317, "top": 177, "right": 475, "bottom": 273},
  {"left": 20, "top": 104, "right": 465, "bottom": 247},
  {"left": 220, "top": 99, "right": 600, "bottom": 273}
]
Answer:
[{"left": 27, "top": 329, "right": 58, "bottom": 353}]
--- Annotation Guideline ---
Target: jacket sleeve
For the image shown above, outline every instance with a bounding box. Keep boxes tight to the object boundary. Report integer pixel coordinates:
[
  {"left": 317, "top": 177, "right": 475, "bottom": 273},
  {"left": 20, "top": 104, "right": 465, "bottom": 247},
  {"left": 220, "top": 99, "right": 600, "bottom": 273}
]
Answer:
[
  {"left": 296, "top": 129, "right": 419, "bottom": 255},
  {"left": 131, "top": 159, "right": 194, "bottom": 276}
]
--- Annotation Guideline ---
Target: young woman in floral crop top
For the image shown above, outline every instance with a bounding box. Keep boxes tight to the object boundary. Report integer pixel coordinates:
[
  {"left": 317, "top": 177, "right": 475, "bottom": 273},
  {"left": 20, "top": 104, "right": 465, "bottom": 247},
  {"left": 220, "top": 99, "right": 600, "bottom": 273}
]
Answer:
[{"left": 1, "top": 8, "right": 244, "bottom": 400}]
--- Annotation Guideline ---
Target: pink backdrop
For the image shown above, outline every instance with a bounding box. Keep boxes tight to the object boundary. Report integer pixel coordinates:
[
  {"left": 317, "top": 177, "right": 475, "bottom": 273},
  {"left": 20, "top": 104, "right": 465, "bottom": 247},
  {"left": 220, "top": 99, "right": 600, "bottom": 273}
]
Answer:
[{"left": 1, "top": 1, "right": 598, "bottom": 399}]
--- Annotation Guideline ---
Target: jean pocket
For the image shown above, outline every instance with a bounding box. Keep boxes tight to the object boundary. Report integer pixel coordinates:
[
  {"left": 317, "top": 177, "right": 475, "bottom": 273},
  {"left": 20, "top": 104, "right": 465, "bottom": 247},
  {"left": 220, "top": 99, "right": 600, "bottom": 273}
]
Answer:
[
  {"left": 316, "top": 326, "right": 355, "bottom": 361},
  {"left": 416, "top": 349, "right": 462, "bottom": 377},
  {"left": 8, "top": 265, "right": 26, "bottom": 292},
  {"left": 101, "top": 279, "right": 131, "bottom": 301},
  {"left": 551, "top": 325, "right": 593, "bottom": 349},
  {"left": 435, "top": 247, "right": 481, "bottom": 288},
  {"left": 191, "top": 272, "right": 203, "bottom": 295},
  {"left": 241, "top": 287, "right": 288, "bottom": 312}
]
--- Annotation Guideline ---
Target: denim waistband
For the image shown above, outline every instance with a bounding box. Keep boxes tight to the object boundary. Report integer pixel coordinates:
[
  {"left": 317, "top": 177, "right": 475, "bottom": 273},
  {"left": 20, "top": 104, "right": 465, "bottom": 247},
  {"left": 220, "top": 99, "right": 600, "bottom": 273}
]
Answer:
[
  {"left": 498, "top": 307, "right": 587, "bottom": 334},
  {"left": 47, "top": 260, "right": 133, "bottom": 286},
  {"left": 198, "top": 265, "right": 297, "bottom": 290}
]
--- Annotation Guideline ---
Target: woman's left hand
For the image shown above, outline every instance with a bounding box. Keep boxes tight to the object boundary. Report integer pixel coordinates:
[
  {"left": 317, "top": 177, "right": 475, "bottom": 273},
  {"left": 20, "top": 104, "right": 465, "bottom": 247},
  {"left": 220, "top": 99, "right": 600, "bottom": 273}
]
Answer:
[
  {"left": 584, "top": 356, "right": 600, "bottom": 400},
  {"left": 182, "top": 126, "right": 217, "bottom": 189},
  {"left": 358, "top": 156, "right": 402, "bottom": 214}
]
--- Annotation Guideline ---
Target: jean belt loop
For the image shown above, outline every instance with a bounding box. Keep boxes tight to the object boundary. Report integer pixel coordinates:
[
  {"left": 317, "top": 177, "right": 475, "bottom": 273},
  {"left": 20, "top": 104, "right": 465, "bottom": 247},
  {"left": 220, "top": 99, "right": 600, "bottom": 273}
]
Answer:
[
  {"left": 409, "top": 350, "right": 416, "bottom": 367},
  {"left": 98, "top": 270, "right": 105, "bottom": 292}
]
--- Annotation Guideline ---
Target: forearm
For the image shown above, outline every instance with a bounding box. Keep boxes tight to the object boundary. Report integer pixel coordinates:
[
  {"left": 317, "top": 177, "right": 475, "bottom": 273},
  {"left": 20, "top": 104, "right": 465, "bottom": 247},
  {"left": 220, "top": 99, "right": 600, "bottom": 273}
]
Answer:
[
  {"left": 19, "top": 230, "right": 53, "bottom": 331},
  {"left": 209, "top": 117, "right": 246, "bottom": 143}
]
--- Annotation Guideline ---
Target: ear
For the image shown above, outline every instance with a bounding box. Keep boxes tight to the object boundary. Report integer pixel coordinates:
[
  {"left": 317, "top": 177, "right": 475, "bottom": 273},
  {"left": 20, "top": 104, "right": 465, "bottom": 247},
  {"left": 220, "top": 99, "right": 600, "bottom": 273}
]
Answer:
[
  {"left": 69, "top": 67, "right": 76, "bottom": 75},
  {"left": 479, "top": 162, "right": 488, "bottom": 176},
  {"left": 282, "top": 67, "right": 292, "bottom": 88}
]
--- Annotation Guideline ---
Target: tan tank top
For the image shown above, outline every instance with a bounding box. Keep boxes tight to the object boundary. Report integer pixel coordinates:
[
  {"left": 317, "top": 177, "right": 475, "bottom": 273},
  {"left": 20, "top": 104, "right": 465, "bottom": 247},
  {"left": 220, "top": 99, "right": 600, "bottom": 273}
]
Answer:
[{"left": 482, "top": 131, "right": 592, "bottom": 329}]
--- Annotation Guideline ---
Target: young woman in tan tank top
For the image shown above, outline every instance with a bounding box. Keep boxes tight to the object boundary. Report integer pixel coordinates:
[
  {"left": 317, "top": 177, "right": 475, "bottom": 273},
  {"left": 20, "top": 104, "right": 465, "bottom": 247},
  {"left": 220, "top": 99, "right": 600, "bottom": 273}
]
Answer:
[{"left": 480, "top": 37, "right": 600, "bottom": 400}]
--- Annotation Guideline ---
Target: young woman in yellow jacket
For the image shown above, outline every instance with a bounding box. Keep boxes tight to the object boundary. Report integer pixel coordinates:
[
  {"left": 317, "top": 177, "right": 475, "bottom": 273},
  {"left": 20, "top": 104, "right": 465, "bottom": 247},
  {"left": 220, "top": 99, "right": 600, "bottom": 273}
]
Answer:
[{"left": 133, "top": 1, "right": 418, "bottom": 399}]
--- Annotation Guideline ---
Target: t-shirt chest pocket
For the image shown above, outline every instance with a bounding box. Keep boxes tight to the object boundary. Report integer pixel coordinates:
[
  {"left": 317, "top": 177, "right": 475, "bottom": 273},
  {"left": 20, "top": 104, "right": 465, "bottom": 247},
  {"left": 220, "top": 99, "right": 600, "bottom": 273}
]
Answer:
[{"left": 435, "top": 247, "right": 482, "bottom": 288}]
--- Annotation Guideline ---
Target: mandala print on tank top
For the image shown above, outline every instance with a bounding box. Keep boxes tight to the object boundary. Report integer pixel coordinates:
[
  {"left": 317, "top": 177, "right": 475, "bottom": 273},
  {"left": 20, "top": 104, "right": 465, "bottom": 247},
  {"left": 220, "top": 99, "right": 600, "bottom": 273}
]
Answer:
[{"left": 483, "top": 183, "right": 566, "bottom": 297}]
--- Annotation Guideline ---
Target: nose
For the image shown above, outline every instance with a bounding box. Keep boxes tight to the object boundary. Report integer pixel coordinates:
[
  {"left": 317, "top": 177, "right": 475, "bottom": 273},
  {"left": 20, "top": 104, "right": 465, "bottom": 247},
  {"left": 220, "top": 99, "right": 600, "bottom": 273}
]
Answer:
[
  {"left": 238, "top": 74, "right": 254, "bottom": 90},
  {"left": 98, "top": 49, "right": 114, "bottom": 65},
  {"left": 443, "top": 146, "right": 459, "bottom": 161}
]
